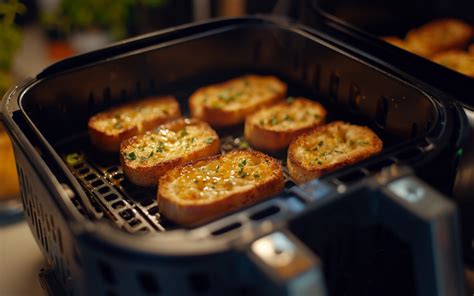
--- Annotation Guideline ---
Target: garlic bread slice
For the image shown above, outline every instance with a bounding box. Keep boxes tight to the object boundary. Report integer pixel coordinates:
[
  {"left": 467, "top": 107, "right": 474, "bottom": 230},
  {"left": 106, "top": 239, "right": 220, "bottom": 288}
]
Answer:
[
  {"left": 406, "top": 19, "right": 473, "bottom": 57},
  {"left": 287, "top": 121, "right": 383, "bottom": 184},
  {"left": 89, "top": 96, "right": 180, "bottom": 152},
  {"left": 431, "top": 50, "right": 474, "bottom": 78},
  {"left": 244, "top": 97, "right": 327, "bottom": 151},
  {"left": 189, "top": 75, "right": 287, "bottom": 127},
  {"left": 120, "top": 118, "right": 220, "bottom": 186},
  {"left": 158, "top": 150, "right": 284, "bottom": 225}
]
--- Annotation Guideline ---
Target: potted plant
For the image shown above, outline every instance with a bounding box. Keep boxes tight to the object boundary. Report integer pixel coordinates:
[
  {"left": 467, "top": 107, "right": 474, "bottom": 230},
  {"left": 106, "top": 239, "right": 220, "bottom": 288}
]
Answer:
[{"left": 0, "top": 0, "right": 25, "bottom": 96}]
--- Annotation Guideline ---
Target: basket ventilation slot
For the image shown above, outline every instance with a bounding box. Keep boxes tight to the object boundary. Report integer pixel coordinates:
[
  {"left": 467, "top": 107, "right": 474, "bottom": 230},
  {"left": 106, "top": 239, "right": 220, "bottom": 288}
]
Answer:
[
  {"left": 211, "top": 222, "right": 242, "bottom": 236},
  {"left": 250, "top": 205, "right": 281, "bottom": 221}
]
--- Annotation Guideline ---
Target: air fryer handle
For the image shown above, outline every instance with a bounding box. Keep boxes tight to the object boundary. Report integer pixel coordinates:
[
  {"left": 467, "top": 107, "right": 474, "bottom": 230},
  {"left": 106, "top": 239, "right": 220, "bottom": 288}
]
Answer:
[
  {"left": 248, "top": 230, "right": 327, "bottom": 295},
  {"left": 378, "top": 176, "right": 465, "bottom": 296}
]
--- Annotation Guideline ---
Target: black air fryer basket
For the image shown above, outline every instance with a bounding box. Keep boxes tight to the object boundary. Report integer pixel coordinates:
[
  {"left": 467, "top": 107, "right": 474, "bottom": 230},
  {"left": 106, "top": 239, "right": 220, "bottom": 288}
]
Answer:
[{"left": 0, "top": 16, "right": 468, "bottom": 296}]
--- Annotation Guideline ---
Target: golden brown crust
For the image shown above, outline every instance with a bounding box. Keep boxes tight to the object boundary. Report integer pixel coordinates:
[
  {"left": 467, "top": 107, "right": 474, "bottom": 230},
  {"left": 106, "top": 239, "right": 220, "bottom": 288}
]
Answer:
[
  {"left": 431, "top": 50, "right": 474, "bottom": 78},
  {"left": 244, "top": 98, "right": 327, "bottom": 151},
  {"left": 158, "top": 150, "right": 284, "bottom": 225},
  {"left": 120, "top": 118, "right": 220, "bottom": 186},
  {"left": 405, "top": 19, "right": 474, "bottom": 57},
  {"left": 468, "top": 44, "right": 474, "bottom": 56},
  {"left": 88, "top": 96, "right": 181, "bottom": 152},
  {"left": 189, "top": 75, "right": 287, "bottom": 127},
  {"left": 287, "top": 121, "right": 383, "bottom": 184}
]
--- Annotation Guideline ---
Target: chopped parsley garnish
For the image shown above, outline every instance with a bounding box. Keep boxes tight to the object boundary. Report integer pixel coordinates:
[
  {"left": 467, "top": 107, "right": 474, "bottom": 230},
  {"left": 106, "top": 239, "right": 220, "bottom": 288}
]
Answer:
[
  {"left": 179, "top": 128, "right": 188, "bottom": 138},
  {"left": 238, "top": 140, "right": 250, "bottom": 149},
  {"left": 204, "top": 137, "right": 214, "bottom": 144},
  {"left": 215, "top": 165, "right": 220, "bottom": 173},
  {"left": 238, "top": 159, "right": 247, "bottom": 176},
  {"left": 156, "top": 141, "right": 165, "bottom": 153},
  {"left": 127, "top": 152, "right": 137, "bottom": 161},
  {"left": 270, "top": 117, "right": 279, "bottom": 125},
  {"left": 148, "top": 151, "right": 154, "bottom": 158},
  {"left": 318, "top": 140, "right": 324, "bottom": 147},
  {"left": 333, "top": 149, "right": 344, "bottom": 154},
  {"left": 286, "top": 96, "right": 295, "bottom": 103},
  {"left": 357, "top": 140, "right": 369, "bottom": 146},
  {"left": 283, "top": 114, "right": 293, "bottom": 121},
  {"left": 253, "top": 173, "right": 260, "bottom": 179},
  {"left": 259, "top": 119, "right": 264, "bottom": 125},
  {"left": 65, "top": 153, "right": 81, "bottom": 166},
  {"left": 317, "top": 160, "right": 323, "bottom": 165}
]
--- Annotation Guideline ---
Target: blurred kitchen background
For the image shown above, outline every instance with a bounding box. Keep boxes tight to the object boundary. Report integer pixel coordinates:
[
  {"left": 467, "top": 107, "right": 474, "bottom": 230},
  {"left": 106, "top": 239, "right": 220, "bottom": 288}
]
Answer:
[{"left": 2, "top": 0, "right": 280, "bottom": 93}]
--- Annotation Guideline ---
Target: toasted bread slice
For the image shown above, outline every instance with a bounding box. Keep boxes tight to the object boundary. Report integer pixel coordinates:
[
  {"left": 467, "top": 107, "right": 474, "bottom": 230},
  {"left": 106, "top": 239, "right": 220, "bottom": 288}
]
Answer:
[
  {"left": 88, "top": 96, "right": 180, "bottom": 152},
  {"left": 189, "top": 75, "right": 287, "bottom": 127},
  {"left": 158, "top": 150, "right": 284, "bottom": 225},
  {"left": 120, "top": 118, "right": 220, "bottom": 186},
  {"left": 244, "top": 97, "right": 327, "bottom": 151},
  {"left": 287, "top": 121, "right": 383, "bottom": 184},
  {"left": 405, "top": 19, "right": 473, "bottom": 57},
  {"left": 431, "top": 50, "right": 474, "bottom": 78}
]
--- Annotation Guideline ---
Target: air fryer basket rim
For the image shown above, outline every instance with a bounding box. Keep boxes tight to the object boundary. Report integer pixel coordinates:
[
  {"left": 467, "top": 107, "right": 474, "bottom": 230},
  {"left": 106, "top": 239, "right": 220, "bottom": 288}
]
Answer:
[{"left": 2, "top": 16, "right": 459, "bottom": 256}]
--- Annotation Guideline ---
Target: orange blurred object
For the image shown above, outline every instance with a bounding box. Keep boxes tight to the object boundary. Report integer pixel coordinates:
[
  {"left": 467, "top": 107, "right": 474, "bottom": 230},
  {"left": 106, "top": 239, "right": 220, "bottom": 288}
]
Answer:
[
  {"left": 0, "top": 126, "right": 20, "bottom": 199},
  {"left": 48, "top": 41, "right": 76, "bottom": 61}
]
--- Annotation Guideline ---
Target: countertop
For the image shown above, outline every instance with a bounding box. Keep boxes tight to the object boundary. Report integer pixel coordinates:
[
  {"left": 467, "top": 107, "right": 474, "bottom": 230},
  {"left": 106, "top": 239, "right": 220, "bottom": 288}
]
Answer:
[{"left": 0, "top": 217, "right": 45, "bottom": 296}]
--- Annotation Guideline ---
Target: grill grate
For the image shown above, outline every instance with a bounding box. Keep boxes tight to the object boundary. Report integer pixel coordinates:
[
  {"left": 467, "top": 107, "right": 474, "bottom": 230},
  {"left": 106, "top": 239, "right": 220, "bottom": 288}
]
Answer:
[{"left": 60, "top": 129, "right": 296, "bottom": 233}]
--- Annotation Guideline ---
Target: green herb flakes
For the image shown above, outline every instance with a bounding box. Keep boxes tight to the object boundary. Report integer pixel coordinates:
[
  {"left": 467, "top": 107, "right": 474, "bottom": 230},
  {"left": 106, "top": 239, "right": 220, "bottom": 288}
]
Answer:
[
  {"left": 238, "top": 159, "right": 248, "bottom": 176},
  {"left": 204, "top": 137, "right": 214, "bottom": 144},
  {"left": 286, "top": 96, "right": 295, "bottom": 103},
  {"left": 156, "top": 141, "right": 165, "bottom": 153},
  {"left": 65, "top": 153, "right": 81, "bottom": 166},
  {"left": 127, "top": 152, "right": 137, "bottom": 161},
  {"left": 238, "top": 140, "right": 250, "bottom": 149},
  {"left": 179, "top": 128, "right": 188, "bottom": 138}
]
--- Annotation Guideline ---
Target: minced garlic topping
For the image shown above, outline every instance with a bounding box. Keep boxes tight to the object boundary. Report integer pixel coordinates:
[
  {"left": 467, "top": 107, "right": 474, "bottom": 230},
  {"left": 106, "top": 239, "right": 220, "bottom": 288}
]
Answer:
[
  {"left": 199, "top": 75, "right": 285, "bottom": 111},
  {"left": 165, "top": 151, "right": 275, "bottom": 201}
]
